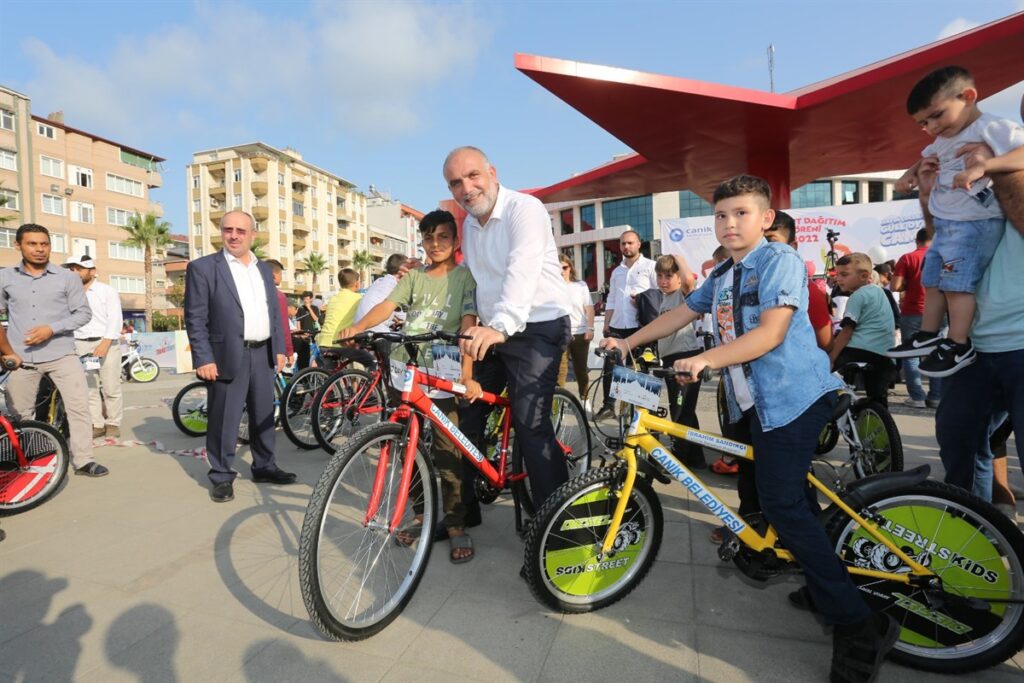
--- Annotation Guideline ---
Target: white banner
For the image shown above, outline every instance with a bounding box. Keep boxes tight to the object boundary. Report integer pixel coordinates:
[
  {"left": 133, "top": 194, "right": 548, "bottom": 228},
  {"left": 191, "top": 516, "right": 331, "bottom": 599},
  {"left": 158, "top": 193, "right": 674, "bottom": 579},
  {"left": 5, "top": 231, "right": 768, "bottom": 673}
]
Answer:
[{"left": 661, "top": 199, "right": 926, "bottom": 281}]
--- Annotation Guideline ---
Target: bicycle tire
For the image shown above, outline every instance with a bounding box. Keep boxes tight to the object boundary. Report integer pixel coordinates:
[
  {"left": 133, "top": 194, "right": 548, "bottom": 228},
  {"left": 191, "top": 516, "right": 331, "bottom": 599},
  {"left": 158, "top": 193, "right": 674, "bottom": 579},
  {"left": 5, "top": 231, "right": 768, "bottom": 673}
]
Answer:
[
  {"left": 524, "top": 466, "right": 662, "bottom": 613},
  {"left": 826, "top": 480, "right": 1024, "bottom": 672},
  {"left": 171, "top": 381, "right": 209, "bottom": 437},
  {"left": 311, "top": 368, "right": 387, "bottom": 453},
  {"left": 849, "top": 399, "right": 903, "bottom": 476},
  {"left": 510, "top": 387, "right": 593, "bottom": 518},
  {"left": 299, "top": 422, "right": 437, "bottom": 641},
  {"left": 129, "top": 357, "right": 160, "bottom": 383},
  {"left": 0, "top": 420, "right": 71, "bottom": 515},
  {"left": 280, "top": 367, "right": 329, "bottom": 450}
]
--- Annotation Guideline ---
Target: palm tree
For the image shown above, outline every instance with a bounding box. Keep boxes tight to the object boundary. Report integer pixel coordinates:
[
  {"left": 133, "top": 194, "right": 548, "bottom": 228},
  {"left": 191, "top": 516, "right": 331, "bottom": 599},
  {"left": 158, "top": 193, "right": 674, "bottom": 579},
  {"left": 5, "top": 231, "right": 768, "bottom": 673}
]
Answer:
[
  {"left": 252, "top": 238, "right": 268, "bottom": 260},
  {"left": 352, "top": 250, "right": 375, "bottom": 285},
  {"left": 122, "top": 211, "right": 173, "bottom": 331},
  {"left": 301, "top": 252, "right": 328, "bottom": 294}
]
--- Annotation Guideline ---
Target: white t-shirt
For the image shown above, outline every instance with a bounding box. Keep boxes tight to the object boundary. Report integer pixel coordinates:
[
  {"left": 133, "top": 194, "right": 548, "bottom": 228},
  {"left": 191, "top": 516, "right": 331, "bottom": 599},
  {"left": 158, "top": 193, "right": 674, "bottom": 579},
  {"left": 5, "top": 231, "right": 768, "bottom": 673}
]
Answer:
[
  {"left": 924, "top": 113, "right": 1024, "bottom": 221},
  {"left": 715, "top": 266, "right": 754, "bottom": 411},
  {"left": 566, "top": 280, "right": 591, "bottom": 334}
]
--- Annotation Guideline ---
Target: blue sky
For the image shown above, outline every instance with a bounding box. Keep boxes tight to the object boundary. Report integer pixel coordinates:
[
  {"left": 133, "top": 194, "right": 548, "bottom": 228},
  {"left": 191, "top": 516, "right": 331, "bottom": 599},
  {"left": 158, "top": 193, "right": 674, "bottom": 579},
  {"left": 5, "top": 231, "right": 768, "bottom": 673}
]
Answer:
[{"left": 3, "top": 0, "right": 1023, "bottom": 235}]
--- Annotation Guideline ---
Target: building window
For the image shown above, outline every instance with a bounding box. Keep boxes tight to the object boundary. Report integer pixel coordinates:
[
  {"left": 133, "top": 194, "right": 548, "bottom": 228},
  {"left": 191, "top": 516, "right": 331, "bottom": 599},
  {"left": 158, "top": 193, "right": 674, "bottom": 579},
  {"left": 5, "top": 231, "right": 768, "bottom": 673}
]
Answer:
[
  {"left": 0, "top": 187, "right": 20, "bottom": 210},
  {"left": 109, "top": 241, "right": 145, "bottom": 261},
  {"left": 37, "top": 123, "right": 56, "bottom": 139},
  {"left": 71, "top": 201, "right": 94, "bottom": 223},
  {"left": 233, "top": 169, "right": 241, "bottom": 182},
  {"left": 277, "top": 172, "right": 285, "bottom": 186},
  {"left": 50, "top": 233, "right": 66, "bottom": 253},
  {"left": 106, "top": 172, "right": 144, "bottom": 197},
  {"left": 790, "top": 181, "right": 833, "bottom": 209},
  {"left": 580, "top": 204, "right": 595, "bottom": 231},
  {"left": 192, "top": 199, "right": 201, "bottom": 212},
  {"left": 108, "top": 207, "right": 132, "bottom": 226},
  {"left": 868, "top": 180, "right": 884, "bottom": 203},
  {"left": 559, "top": 209, "right": 574, "bottom": 236},
  {"left": 40, "top": 155, "right": 64, "bottom": 179},
  {"left": 0, "top": 228, "right": 16, "bottom": 248},
  {"left": 233, "top": 193, "right": 242, "bottom": 208},
  {"left": 312, "top": 208, "right": 318, "bottom": 221},
  {"left": 192, "top": 174, "right": 200, "bottom": 189},
  {"left": 0, "top": 110, "right": 14, "bottom": 132},
  {"left": 195, "top": 247, "right": 203, "bottom": 256},
  {"left": 678, "top": 190, "right": 713, "bottom": 218},
  {"left": 601, "top": 195, "right": 653, "bottom": 242},
  {"left": 41, "top": 194, "right": 65, "bottom": 216},
  {"left": 0, "top": 149, "right": 16, "bottom": 171},
  {"left": 70, "top": 165, "right": 93, "bottom": 188},
  {"left": 293, "top": 201, "right": 304, "bottom": 217},
  {"left": 603, "top": 239, "right": 622, "bottom": 278},
  {"left": 582, "top": 242, "right": 596, "bottom": 291},
  {"left": 193, "top": 222, "right": 202, "bottom": 235},
  {"left": 278, "top": 196, "right": 286, "bottom": 210},
  {"left": 842, "top": 181, "right": 859, "bottom": 205},
  {"left": 110, "top": 275, "right": 146, "bottom": 294}
]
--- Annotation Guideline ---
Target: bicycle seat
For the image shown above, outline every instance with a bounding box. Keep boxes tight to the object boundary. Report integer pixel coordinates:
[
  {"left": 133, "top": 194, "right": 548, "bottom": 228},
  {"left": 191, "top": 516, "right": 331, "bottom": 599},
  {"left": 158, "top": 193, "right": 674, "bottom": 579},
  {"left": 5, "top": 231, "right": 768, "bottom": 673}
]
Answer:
[
  {"left": 844, "top": 464, "right": 930, "bottom": 507},
  {"left": 831, "top": 392, "right": 854, "bottom": 421}
]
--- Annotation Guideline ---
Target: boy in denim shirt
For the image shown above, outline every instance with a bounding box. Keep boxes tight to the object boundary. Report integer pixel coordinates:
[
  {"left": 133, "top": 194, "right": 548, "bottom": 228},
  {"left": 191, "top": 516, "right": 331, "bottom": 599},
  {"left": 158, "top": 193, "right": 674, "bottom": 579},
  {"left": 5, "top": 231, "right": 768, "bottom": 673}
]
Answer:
[{"left": 602, "top": 175, "right": 896, "bottom": 682}]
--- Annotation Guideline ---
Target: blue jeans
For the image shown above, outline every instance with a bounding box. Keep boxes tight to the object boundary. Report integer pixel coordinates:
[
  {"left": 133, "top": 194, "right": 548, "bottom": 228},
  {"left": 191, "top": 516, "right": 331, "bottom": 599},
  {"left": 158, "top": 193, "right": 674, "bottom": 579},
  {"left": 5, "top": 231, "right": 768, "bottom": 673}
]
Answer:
[
  {"left": 899, "top": 314, "right": 942, "bottom": 402},
  {"left": 972, "top": 410, "right": 1010, "bottom": 501},
  {"left": 751, "top": 394, "right": 871, "bottom": 626},
  {"left": 937, "top": 349, "right": 1024, "bottom": 492}
]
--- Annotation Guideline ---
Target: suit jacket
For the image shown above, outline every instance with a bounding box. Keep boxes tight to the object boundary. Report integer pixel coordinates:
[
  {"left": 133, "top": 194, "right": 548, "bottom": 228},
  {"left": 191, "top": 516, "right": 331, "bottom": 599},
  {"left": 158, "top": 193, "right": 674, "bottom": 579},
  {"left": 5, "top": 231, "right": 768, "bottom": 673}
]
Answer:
[{"left": 184, "top": 251, "right": 286, "bottom": 380}]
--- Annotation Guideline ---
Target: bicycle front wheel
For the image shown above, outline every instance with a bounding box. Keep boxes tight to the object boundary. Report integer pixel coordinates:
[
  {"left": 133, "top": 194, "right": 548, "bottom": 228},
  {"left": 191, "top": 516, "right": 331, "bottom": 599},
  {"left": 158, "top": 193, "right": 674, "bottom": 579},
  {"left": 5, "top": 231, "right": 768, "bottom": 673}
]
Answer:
[
  {"left": 172, "top": 381, "right": 209, "bottom": 436},
  {"left": 129, "top": 357, "right": 160, "bottom": 383},
  {"left": 311, "top": 368, "right": 387, "bottom": 453},
  {"left": 0, "top": 420, "right": 70, "bottom": 515},
  {"left": 827, "top": 480, "right": 1024, "bottom": 672},
  {"left": 299, "top": 422, "right": 437, "bottom": 641},
  {"left": 280, "top": 368, "right": 329, "bottom": 450},
  {"left": 849, "top": 399, "right": 903, "bottom": 476},
  {"left": 524, "top": 466, "right": 662, "bottom": 613}
]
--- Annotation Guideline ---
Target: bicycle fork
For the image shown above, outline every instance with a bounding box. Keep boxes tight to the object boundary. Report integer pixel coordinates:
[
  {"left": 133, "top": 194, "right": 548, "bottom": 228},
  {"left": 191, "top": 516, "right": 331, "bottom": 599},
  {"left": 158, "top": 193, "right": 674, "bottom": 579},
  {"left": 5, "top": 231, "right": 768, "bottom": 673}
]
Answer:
[{"left": 363, "top": 407, "right": 421, "bottom": 534}]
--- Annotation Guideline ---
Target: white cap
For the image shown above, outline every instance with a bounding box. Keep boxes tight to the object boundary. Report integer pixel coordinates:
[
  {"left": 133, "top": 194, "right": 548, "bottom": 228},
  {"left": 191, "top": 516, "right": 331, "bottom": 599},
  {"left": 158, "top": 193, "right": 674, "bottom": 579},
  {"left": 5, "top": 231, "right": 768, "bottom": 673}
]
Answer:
[{"left": 63, "top": 255, "right": 96, "bottom": 269}]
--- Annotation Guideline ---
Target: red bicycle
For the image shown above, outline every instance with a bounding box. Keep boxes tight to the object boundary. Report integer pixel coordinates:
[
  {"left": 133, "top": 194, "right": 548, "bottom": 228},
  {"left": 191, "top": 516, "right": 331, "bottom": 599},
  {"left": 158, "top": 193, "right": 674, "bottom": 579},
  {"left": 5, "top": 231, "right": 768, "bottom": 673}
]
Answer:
[{"left": 298, "top": 331, "right": 592, "bottom": 640}]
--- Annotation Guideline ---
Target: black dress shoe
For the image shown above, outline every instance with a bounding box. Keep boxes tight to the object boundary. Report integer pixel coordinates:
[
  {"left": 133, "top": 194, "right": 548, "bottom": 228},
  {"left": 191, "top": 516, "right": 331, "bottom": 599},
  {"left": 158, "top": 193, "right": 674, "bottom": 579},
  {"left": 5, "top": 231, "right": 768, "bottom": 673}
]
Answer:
[
  {"left": 252, "top": 468, "right": 297, "bottom": 485},
  {"left": 74, "top": 462, "right": 110, "bottom": 477},
  {"left": 210, "top": 482, "right": 234, "bottom": 503}
]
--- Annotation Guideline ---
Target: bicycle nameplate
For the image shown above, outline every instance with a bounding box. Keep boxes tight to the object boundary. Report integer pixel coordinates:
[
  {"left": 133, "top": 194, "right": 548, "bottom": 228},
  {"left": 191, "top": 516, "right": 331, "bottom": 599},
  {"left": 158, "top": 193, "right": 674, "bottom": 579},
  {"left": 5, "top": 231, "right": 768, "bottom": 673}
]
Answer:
[
  {"left": 390, "top": 358, "right": 408, "bottom": 391},
  {"left": 609, "top": 366, "right": 663, "bottom": 411},
  {"left": 429, "top": 344, "right": 462, "bottom": 381}
]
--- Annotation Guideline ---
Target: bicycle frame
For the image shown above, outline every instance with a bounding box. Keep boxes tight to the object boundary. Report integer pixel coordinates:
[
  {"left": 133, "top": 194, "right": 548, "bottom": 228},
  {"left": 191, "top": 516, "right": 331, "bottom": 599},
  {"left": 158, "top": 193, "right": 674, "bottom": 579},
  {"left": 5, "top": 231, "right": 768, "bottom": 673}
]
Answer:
[
  {"left": 602, "top": 407, "right": 932, "bottom": 585},
  {"left": 0, "top": 415, "right": 27, "bottom": 469},
  {"left": 364, "top": 361, "right": 511, "bottom": 533}
]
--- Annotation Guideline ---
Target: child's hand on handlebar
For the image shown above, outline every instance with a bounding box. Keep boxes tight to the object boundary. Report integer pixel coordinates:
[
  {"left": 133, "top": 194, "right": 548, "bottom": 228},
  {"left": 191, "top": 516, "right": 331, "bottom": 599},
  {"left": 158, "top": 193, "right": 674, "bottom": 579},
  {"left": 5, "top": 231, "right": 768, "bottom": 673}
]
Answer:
[
  {"left": 460, "top": 376, "right": 483, "bottom": 403},
  {"left": 673, "top": 355, "right": 712, "bottom": 384},
  {"left": 598, "top": 337, "right": 628, "bottom": 359}
]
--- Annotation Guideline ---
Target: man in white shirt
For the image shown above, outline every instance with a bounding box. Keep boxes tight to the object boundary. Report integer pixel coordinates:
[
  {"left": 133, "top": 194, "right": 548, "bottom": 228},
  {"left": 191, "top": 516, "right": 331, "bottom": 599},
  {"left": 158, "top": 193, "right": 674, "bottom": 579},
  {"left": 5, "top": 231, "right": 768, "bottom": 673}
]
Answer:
[
  {"left": 65, "top": 255, "right": 124, "bottom": 439},
  {"left": 445, "top": 146, "right": 573, "bottom": 509},
  {"left": 354, "top": 253, "right": 408, "bottom": 333},
  {"left": 597, "top": 230, "right": 657, "bottom": 417}
]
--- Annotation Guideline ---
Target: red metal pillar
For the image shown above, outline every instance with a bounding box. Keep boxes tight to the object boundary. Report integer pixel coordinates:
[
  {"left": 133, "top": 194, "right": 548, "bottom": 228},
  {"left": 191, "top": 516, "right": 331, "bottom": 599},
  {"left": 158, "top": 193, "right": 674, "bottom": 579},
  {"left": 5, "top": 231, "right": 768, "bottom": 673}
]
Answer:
[{"left": 747, "top": 151, "right": 791, "bottom": 210}]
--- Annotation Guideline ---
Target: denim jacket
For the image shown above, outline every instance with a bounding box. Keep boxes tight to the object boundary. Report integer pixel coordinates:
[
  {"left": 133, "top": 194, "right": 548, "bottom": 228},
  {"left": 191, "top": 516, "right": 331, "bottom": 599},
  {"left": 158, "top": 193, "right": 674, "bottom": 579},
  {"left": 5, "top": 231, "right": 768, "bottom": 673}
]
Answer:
[{"left": 685, "top": 239, "right": 841, "bottom": 430}]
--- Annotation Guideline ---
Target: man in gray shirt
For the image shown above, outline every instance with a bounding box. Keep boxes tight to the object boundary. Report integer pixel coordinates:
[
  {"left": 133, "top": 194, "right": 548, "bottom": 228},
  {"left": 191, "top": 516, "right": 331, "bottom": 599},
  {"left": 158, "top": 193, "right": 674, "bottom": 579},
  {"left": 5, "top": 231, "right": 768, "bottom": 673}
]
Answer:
[{"left": 0, "top": 224, "right": 108, "bottom": 476}]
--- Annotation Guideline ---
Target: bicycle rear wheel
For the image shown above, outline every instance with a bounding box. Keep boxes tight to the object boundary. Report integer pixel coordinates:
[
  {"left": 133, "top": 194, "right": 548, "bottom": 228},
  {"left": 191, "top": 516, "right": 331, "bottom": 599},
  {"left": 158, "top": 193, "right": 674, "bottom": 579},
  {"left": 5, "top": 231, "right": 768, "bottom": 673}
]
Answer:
[
  {"left": 524, "top": 466, "right": 662, "bottom": 613},
  {"left": 311, "top": 368, "right": 387, "bottom": 453},
  {"left": 129, "top": 357, "right": 160, "bottom": 383},
  {"left": 849, "top": 399, "right": 903, "bottom": 476},
  {"left": 172, "top": 381, "right": 209, "bottom": 437},
  {"left": 0, "top": 420, "right": 70, "bottom": 515},
  {"left": 299, "top": 422, "right": 437, "bottom": 640},
  {"left": 827, "top": 480, "right": 1024, "bottom": 672},
  {"left": 511, "top": 387, "right": 593, "bottom": 518},
  {"left": 280, "top": 367, "right": 329, "bottom": 450}
]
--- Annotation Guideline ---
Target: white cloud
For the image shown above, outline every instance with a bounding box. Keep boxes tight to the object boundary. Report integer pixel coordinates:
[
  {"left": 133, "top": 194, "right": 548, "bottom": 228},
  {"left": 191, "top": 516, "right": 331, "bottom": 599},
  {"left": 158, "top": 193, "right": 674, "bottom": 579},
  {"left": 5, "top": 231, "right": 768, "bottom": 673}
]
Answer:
[
  {"left": 938, "top": 17, "right": 981, "bottom": 39},
  {"left": 18, "top": 2, "right": 488, "bottom": 142}
]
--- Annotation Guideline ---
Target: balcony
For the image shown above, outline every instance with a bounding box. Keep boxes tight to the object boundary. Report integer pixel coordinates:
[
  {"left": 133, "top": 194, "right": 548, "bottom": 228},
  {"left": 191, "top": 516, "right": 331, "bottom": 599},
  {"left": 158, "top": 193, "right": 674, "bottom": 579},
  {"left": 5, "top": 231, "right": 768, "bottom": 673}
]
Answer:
[
  {"left": 147, "top": 170, "right": 162, "bottom": 188},
  {"left": 209, "top": 182, "right": 226, "bottom": 197},
  {"left": 210, "top": 208, "right": 226, "bottom": 223},
  {"left": 293, "top": 235, "right": 306, "bottom": 250},
  {"left": 292, "top": 222, "right": 309, "bottom": 235},
  {"left": 249, "top": 155, "right": 269, "bottom": 173},
  {"left": 252, "top": 202, "right": 269, "bottom": 221},
  {"left": 207, "top": 161, "right": 226, "bottom": 177},
  {"left": 251, "top": 180, "right": 268, "bottom": 197},
  {"left": 210, "top": 232, "right": 223, "bottom": 247}
]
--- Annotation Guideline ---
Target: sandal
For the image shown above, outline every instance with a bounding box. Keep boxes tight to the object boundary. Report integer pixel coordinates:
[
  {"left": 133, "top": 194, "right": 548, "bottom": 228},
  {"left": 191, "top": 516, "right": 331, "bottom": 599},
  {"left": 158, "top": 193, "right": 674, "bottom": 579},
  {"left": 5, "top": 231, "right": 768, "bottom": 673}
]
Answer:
[
  {"left": 449, "top": 531, "right": 474, "bottom": 564},
  {"left": 395, "top": 518, "right": 424, "bottom": 547},
  {"left": 708, "top": 525, "right": 728, "bottom": 544},
  {"left": 710, "top": 457, "right": 739, "bottom": 475}
]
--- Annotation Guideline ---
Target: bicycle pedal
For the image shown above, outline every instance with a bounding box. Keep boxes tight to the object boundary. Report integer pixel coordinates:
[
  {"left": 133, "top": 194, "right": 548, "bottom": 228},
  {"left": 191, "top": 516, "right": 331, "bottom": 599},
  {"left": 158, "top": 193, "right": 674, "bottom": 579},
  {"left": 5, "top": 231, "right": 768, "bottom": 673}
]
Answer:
[{"left": 718, "top": 534, "right": 741, "bottom": 561}]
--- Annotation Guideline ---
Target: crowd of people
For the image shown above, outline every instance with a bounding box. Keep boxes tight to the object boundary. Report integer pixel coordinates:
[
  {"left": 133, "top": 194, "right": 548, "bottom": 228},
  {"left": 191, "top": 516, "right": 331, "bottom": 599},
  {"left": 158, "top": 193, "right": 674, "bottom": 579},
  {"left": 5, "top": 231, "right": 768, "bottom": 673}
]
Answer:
[{"left": 2, "top": 65, "right": 1022, "bottom": 683}]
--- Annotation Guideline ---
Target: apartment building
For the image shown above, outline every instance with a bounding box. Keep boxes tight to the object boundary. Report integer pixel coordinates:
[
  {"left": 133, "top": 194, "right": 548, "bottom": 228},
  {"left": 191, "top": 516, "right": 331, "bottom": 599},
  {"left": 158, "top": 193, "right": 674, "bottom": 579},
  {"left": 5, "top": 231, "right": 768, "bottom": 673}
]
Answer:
[
  {"left": 366, "top": 186, "right": 424, "bottom": 271},
  {"left": 0, "top": 85, "right": 169, "bottom": 324},
  {"left": 187, "top": 143, "right": 368, "bottom": 296}
]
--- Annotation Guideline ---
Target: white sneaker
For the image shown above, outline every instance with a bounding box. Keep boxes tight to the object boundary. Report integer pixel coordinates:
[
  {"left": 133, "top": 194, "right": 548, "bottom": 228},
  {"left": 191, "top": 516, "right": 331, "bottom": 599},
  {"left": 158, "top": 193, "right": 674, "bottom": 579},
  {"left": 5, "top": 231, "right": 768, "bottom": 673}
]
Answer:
[{"left": 902, "top": 398, "right": 926, "bottom": 408}]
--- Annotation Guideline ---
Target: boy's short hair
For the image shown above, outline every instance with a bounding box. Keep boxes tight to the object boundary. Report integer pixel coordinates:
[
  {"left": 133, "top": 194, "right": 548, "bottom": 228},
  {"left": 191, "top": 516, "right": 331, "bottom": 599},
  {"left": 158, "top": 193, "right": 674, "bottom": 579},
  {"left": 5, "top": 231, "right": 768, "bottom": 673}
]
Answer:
[
  {"left": 384, "top": 253, "right": 407, "bottom": 275},
  {"left": 836, "top": 252, "right": 873, "bottom": 275},
  {"left": 654, "top": 254, "right": 679, "bottom": 274},
  {"left": 16, "top": 223, "right": 50, "bottom": 243},
  {"left": 767, "top": 210, "right": 796, "bottom": 245},
  {"left": 419, "top": 210, "right": 456, "bottom": 236},
  {"left": 302, "top": 290, "right": 313, "bottom": 299},
  {"left": 264, "top": 259, "right": 283, "bottom": 274},
  {"left": 712, "top": 174, "right": 771, "bottom": 207},
  {"left": 873, "top": 262, "right": 893, "bottom": 277},
  {"left": 338, "top": 268, "right": 359, "bottom": 288},
  {"left": 906, "top": 66, "right": 974, "bottom": 114},
  {"left": 915, "top": 228, "right": 929, "bottom": 245},
  {"left": 712, "top": 245, "right": 728, "bottom": 263}
]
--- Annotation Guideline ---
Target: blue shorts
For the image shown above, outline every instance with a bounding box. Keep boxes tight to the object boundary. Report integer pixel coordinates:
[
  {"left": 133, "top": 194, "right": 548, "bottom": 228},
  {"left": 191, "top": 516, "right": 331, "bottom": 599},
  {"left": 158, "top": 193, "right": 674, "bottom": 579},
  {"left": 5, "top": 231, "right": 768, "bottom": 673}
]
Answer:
[{"left": 921, "top": 217, "right": 1005, "bottom": 293}]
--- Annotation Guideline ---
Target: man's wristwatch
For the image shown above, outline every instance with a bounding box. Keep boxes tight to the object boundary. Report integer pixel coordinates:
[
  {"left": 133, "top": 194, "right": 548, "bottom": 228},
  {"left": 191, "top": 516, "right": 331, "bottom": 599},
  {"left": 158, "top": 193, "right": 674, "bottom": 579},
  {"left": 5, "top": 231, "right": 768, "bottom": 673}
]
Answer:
[{"left": 488, "top": 324, "right": 509, "bottom": 342}]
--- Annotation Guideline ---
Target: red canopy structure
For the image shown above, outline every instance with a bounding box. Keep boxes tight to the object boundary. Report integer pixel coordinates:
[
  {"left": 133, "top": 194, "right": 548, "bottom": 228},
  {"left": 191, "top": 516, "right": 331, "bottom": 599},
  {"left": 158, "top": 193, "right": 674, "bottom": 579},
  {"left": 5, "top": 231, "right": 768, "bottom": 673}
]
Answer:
[{"left": 518, "top": 12, "right": 1024, "bottom": 208}]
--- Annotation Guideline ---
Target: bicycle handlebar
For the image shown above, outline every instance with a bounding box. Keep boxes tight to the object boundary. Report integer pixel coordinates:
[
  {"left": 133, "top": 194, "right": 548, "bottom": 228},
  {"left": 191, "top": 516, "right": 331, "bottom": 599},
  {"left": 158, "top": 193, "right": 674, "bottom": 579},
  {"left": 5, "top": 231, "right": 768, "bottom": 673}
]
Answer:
[
  {"left": 594, "top": 346, "right": 712, "bottom": 381},
  {"left": 1, "top": 358, "right": 18, "bottom": 370},
  {"left": 336, "top": 330, "right": 472, "bottom": 346}
]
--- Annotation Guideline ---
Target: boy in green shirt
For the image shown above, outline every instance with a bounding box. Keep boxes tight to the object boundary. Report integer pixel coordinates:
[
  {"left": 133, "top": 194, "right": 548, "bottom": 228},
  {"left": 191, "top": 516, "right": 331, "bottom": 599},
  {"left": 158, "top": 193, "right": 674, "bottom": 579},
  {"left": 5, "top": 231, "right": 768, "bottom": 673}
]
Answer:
[
  {"left": 340, "top": 210, "right": 480, "bottom": 563},
  {"left": 317, "top": 268, "right": 362, "bottom": 348}
]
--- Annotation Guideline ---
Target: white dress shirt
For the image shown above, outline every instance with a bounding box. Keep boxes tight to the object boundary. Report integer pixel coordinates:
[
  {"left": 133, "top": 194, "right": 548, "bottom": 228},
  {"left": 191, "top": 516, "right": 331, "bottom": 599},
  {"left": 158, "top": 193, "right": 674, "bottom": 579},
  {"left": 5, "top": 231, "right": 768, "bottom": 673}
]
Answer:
[
  {"left": 606, "top": 255, "right": 657, "bottom": 329},
  {"left": 355, "top": 273, "right": 399, "bottom": 333},
  {"left": 225, "top": 251, "right": 271, "bottom": 342},
  {"left": 460, "top": 185, "right": 570, "bottom": 335},
  {"left": 74, "top": 280, "right": 123, "bottom": 340}
]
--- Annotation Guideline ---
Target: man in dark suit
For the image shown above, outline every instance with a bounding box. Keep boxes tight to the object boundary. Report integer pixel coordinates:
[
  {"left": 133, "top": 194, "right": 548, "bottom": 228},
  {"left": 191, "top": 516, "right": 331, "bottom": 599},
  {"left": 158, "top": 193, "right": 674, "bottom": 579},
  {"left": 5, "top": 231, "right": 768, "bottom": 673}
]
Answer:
[{"left": 184, "top": 210, "right": 294, "bottom": 502}]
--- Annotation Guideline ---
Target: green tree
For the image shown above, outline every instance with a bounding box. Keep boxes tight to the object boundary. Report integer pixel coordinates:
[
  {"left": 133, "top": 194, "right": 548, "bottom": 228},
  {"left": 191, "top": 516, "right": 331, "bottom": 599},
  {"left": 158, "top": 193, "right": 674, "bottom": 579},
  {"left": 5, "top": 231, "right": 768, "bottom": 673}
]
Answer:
[
  {"left": 301, "top": 252, "right": 328, "bottom": 293},
  {"left": 252, "top": 238, "right": 268, "bottom": 260},
  {"left": 0, "top": 181, "right": 13, "bottom": 225},
  {"left": 166, "top": 281, "right": 186, "bottom": 308},
  {"left": 122, "top": 211, "right": 173, "bottom": 331},
  {"left": 352, "top": 250, "right": 375, "bottom": 285}
]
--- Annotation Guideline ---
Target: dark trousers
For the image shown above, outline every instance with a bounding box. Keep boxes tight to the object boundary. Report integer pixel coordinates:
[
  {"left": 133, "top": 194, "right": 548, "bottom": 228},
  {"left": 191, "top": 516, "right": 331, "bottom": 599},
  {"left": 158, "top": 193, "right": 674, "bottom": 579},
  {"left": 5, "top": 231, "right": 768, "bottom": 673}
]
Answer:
[
  {"left": 834, "top": 347, "right": 893, "bottom": 408},
  {"left": 601, "top": 326, "right": 639, "bottom": 406},
  {"left": 936, "top": 349, "right": 1024, "bottom": 492},
  {"left": 295, "top": 337, "right": 312, "bottom": 369},
  {"left": 206, "top": 344, "right": 279, "bottom": 484},
  {"left": 751, "top": 393, "right": 870, "bottom": 626},
  {"left": 460, "top": 317, "right": 571, "bottom": 508},
  {"left": 662, "top": 350, "right": 705, "bottom": 467},
  {"left": 722, "top": 409, "right": 760, "bottom": 518}
]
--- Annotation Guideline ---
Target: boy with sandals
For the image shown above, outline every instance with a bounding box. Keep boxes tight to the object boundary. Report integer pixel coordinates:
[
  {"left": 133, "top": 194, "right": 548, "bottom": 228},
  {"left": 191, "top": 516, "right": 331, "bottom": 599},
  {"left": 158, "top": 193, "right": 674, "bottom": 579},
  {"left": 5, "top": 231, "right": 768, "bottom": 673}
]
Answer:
[{"left": 340, "top": 211, "right": 480, "bottom": 563}]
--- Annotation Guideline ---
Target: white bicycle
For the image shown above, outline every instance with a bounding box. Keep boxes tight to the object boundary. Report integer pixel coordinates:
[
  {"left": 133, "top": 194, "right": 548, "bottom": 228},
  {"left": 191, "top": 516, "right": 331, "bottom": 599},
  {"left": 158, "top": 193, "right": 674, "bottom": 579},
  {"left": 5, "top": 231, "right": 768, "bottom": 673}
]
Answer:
[{"left": 120, "top": 340, "right": 160, "bottom": 383}]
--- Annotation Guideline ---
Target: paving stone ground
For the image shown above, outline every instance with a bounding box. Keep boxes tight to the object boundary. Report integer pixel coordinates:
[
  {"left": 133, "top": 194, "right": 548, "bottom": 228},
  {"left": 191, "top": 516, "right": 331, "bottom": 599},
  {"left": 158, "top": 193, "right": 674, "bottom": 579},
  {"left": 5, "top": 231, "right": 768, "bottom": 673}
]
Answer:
[{"left": 0, "top": 372, "right": 1021, "bottom": 682}]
